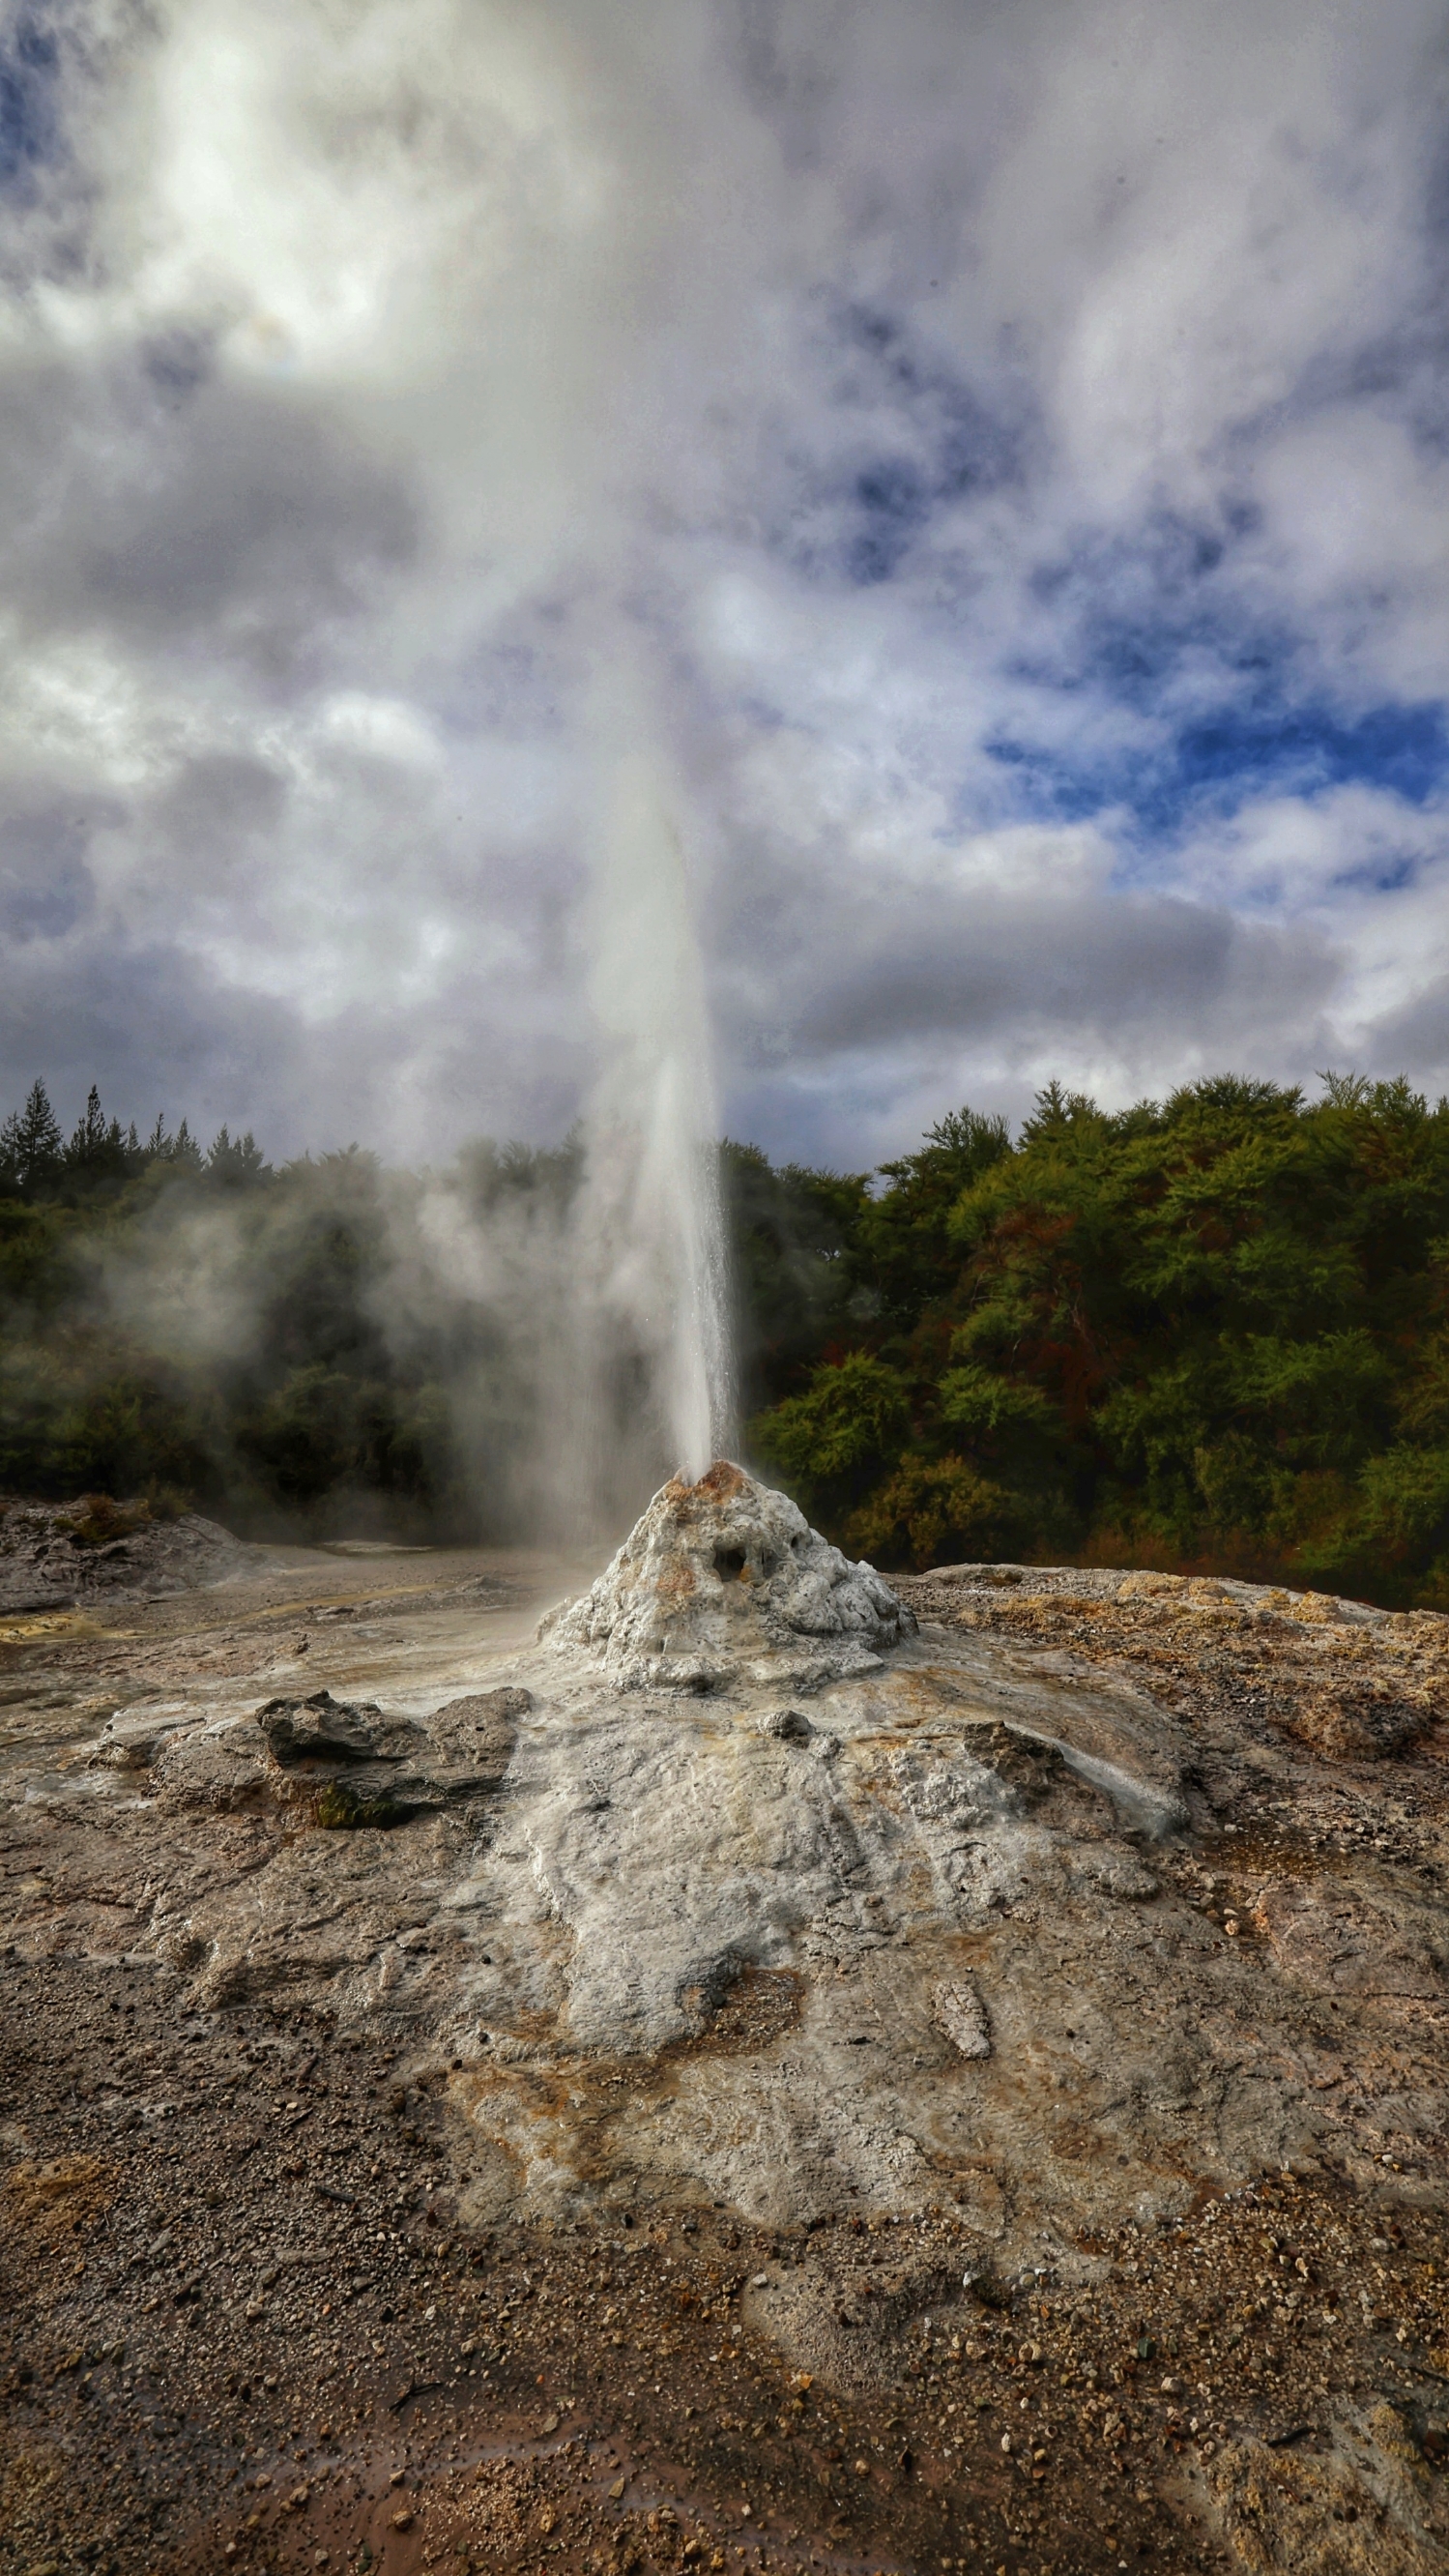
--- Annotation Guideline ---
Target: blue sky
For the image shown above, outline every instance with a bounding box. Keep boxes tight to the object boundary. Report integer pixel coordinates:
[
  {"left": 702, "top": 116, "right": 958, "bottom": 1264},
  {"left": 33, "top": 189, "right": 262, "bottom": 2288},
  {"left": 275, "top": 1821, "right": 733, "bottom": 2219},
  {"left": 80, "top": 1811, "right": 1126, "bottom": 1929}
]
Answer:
[
  {"left": 983, "top": 698, "right": 1449, "bottom": 843},
  {"left": 1, "top": 0, "right": 1447, "bottom": 1168}
]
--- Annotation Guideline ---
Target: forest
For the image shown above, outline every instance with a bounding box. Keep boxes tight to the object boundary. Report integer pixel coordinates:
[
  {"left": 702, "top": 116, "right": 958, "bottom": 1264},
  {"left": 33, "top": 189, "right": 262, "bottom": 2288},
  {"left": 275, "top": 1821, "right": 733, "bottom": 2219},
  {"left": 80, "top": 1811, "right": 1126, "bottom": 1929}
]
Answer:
[{"left": 7, "top": 1070, "right": 1449, "bottom": 1605}]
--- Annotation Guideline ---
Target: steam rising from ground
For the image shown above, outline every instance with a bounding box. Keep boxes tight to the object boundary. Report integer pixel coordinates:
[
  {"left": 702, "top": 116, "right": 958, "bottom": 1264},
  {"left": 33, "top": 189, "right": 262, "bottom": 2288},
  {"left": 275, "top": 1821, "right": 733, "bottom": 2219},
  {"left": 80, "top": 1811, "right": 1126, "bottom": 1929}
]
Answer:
[
  {"left": 44, "top": 668, "right": 735, "bottom": 1543},
  {"left": 77, "top": 1107, "right": 727, "bottom": 1547}
]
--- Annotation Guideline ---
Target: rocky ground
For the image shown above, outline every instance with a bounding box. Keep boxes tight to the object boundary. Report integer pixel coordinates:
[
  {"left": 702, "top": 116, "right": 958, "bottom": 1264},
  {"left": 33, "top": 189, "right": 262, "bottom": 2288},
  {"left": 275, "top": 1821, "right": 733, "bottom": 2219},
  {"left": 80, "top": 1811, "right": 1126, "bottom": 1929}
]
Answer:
[
  {"left": 2, "top": 1483, "right": 1448, "bottom": 2576},
  {"left": 0, "top": 1498, "right": 247, "bottom": 1616}
]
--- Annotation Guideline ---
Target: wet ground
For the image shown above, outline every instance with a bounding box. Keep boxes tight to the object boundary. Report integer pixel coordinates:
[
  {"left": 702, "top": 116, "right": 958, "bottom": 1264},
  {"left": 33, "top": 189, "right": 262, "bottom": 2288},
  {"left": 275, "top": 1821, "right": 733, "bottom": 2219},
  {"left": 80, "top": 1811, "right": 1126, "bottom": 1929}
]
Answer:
[{"left": 2, "top": 1539, "right": 1448, "bottom": 2575}]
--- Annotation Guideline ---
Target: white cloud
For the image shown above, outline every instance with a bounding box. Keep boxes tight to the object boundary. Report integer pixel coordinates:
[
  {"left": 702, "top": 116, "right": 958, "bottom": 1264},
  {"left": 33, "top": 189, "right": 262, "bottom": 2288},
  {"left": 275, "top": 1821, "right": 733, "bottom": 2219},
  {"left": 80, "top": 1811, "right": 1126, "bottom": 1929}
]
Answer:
[
  {"left": 315, "top": 693, "right": 441, "bottom": 768},
  {"left": 0, "top": 0, "right": 1446, "bottom": 1161}
]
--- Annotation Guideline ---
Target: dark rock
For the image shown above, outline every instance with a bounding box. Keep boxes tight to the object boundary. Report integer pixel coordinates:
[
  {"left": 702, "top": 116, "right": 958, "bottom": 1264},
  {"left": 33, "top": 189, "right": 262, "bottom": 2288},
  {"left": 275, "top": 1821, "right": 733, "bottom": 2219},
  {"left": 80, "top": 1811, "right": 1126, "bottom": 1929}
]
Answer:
[
  {"left": 255, "top": 1690, "right": 423, "bottom": 1766},
  {"left": 314, "top": 1777, "right": 405, "bottom": 1830},
  {"left": 0, "top": 1495, "right": 247, "bottom": 1610},
  {"left": 757, "top": 1708, "right": 814, "bottom": 1742}
]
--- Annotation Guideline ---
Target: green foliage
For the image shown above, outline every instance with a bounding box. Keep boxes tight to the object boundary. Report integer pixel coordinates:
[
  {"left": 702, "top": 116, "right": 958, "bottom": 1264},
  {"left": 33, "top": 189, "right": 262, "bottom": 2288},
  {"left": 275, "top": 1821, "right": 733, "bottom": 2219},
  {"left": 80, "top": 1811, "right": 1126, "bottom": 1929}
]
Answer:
[
  {"left": 752, "top": 1351, "right": 911, "bottom": 1508},
  {"left": 206, "top": 1127, "right": 272, "bottom": 1188},
  {"left": 453, "top": 1132, "right": 583, "bottom": 1217},
  {"left": 0, "top": 1079, "right": 64, "bottom": 1195},
  {"left": 746, "top": 1071, "right": 1449, "bottom": 1601},
  {"left": 314, "top": 1778, "right": 403, "bottom": 1830},
  {"left": 66, "top": 1085, "right": 133, "bottom": 1187},
  {"left": 14, "top": 1064, "right": 1449, "bottom": 1600},
  {"left": 57, "top": 1495, "right": 155, "bottom": 1546},
  {"left": 722, "top": 1142, "right": 872, "bottom": 1412},
  {"left": 856, "top": 1106, "right": 1011, "bottom": 1332},
  {"left": 846, "top": 1452, "right": 1011, "bottom": 1570},
  {"left": 0, "top": 1077, "right": 502, "bottom": 1537}
]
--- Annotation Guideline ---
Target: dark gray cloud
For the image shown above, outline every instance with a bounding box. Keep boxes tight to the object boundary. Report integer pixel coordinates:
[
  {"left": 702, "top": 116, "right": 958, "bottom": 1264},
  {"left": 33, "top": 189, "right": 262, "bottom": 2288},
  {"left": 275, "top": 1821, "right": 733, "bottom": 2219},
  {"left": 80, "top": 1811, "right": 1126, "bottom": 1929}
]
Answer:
[
  {"left": 707, "top": 827, "right": 1342, "bottom": 1162},
  {"left": 155, "top": 752, "right": 287, "bottom": 849},
  {"left": 0, "top": 922, "right": 309, "bottom": 1143},
  {"left": 0, "top": 905, "right": 591, "bottom": 1159},
  {"left": 1350, "top": 975, "right": 1449, "bottom": 1098},
  {"left": 0, "top": 803, "right": 100, "bottom": 942},
  {"left": 770, "top": 890, "right": 1328, "bottom": 1056},
  {"left": 0, "top": 353, "right": 417, "bottom": 669}
]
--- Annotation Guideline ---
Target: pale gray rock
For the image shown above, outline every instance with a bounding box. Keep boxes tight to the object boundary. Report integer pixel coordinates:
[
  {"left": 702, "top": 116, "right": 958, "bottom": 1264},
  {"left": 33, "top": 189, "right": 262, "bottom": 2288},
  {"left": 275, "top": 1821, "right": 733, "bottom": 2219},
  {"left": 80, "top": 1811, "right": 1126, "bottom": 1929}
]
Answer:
[
  {"left": 541, "top": 1459, "right": 916, "bottom": 1691},
  {"left": 142, "top": 1685, "right": 531, "bottom": 1827},
  {"left": 152, "top": 1713, "right": 277, "bottom": 1812},
  {"left": 932, "top": 1977, "right": 992, "bottom": 2059},
  {"left": 426, "top": 1687, "right": 533, "bottom": 1761},
  {"left": 88, "top": 1708, "right": 196, "bottom": 1770},
  {"left": 159, "top": 1688, "right": 511, "bottom": 1822},
  {"left": 6, "top": 1490, "right": 1445, "bottom": 2576}
]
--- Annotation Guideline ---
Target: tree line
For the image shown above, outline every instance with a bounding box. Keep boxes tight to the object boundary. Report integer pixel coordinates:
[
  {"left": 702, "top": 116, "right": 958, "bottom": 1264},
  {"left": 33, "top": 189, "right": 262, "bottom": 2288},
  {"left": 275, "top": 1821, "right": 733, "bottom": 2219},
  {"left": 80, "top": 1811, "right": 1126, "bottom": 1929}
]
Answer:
[
  {"left": 0, "top": 1080, "right": 476, "bottom": 1536},
  {"left": 739, "top": 1073, "right": 1449, "bottom": 1606},
  {"left": 1, "top": 1078, "right": 268, "bottom": 1197},
  {"left": 8, "top": 1072, "right": 1449, "bottom": 1603}
]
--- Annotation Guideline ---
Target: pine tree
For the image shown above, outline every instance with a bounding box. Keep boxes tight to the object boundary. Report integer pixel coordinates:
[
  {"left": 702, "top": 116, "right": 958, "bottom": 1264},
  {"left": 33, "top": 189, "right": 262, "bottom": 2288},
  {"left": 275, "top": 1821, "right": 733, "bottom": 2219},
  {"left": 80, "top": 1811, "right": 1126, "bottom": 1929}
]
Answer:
[
  {"left": 65, "top": 1085, "right": 130, "bottom": 1186},
  {"left": 0, "top": 1078, "right": 64, "bottom": 1195},
  {"left": 67, "top": 1084, "right": 108, "bottom": 1168},
  {"left": 207, "top": 1127, "right": 272, "bottom": 1187}
]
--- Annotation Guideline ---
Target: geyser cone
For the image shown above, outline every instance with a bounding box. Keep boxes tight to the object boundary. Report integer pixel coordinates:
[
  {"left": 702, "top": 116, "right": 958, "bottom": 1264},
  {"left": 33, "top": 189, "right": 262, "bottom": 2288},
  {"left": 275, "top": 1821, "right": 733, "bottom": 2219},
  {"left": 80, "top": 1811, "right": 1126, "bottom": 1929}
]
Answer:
[{"left": 541, "top": 1457, "right": 916, "bottom": 1692}]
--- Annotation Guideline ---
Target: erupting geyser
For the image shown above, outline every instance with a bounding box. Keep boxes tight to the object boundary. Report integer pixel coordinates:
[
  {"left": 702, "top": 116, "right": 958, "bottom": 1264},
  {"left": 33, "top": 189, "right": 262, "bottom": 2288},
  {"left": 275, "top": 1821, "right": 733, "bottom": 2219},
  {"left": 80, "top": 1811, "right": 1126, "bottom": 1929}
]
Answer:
[{"left": 575, "top": 684, "right": 733, "bottom": 1507}]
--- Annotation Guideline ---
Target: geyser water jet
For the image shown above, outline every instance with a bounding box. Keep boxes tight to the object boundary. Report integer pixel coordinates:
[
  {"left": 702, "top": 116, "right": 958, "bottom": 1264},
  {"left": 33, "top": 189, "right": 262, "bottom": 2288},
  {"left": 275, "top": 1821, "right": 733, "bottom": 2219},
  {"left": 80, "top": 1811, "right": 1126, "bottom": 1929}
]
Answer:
[{"left": 576, "top": 726, "right": 734, "bottom": 1493}]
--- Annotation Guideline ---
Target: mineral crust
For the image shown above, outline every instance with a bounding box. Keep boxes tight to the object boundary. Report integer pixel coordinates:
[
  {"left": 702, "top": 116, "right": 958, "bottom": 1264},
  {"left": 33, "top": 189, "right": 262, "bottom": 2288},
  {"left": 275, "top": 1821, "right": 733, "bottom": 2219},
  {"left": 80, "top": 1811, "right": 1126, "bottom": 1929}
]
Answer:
[
  {"left": 3, "top": 1484, "right": 1448, "bottom": 2574},
  {"left": 541, "top": 1457, "right": 916, "bottom": 1690}
]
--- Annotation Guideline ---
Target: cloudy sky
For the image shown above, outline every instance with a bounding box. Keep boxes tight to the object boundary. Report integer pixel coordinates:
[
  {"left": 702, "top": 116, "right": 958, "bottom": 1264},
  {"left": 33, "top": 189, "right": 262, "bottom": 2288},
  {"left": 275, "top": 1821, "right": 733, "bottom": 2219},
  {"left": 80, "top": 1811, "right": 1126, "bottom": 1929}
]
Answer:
[{"left": 3, "top": 0, "right": 1449, "bottom": 1169}]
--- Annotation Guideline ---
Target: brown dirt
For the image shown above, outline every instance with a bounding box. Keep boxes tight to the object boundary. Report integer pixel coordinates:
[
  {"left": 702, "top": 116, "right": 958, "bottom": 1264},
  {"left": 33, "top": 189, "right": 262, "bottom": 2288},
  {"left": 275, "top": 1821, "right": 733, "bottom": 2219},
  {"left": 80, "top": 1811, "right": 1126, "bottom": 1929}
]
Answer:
[
  {"left": 8, "top": 1942, "right": 1447, "bottom": 2576},
  {"left": 2, "top": 1547, "right": 1448, "bottom": 2575}
]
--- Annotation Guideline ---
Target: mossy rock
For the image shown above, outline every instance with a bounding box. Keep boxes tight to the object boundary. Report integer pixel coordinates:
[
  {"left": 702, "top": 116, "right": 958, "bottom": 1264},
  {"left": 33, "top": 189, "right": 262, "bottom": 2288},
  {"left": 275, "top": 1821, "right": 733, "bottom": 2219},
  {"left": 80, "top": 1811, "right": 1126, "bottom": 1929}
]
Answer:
[
  {"left": 58, "top": 1494, "right": 153, "bottom": 1547},
  {"left": 314, "top": 1777, "right": 403, "bottom": 1830}
]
